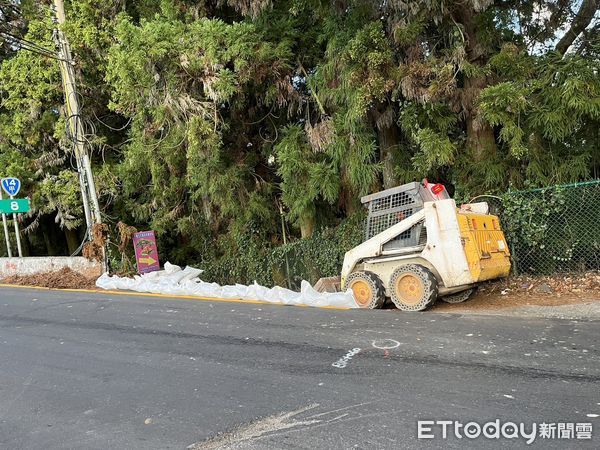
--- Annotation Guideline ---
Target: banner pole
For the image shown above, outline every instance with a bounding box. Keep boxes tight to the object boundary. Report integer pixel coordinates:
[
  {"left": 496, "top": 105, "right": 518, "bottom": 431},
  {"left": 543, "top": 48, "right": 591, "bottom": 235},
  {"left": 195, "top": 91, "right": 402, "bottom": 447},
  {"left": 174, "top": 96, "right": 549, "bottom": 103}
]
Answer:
[
  {"left": 10, "top": 195, "right": 23, "bottom": 257},
  {"left": 0, "top": 190, "right": 12, "bottom": 257}
]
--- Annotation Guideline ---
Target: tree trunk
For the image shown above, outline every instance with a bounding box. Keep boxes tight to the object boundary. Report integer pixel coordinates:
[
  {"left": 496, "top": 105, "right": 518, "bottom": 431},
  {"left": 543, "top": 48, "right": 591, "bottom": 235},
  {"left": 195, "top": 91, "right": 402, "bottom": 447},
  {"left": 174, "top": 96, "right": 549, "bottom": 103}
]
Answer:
[
  {"left": 454, "top": 6, "right": 498, "bottom": 161},
  {"left": 377, "top": 122, "right": 401, "bottom": 189},
  {"left": 466, "top": 116, "right": 496, "bottom": 160},
  {"left": 340, "top": 176, "right": 359, "bottom": 215},
  {"left": 370, "top": 104, "right": 401, "bottom": 189},
  {"left": 201, "top": 195, "right": 210, "bottom": 219},
  {"left": 555, "top": 0, "right": 599, "bottom": 55},
  {"left": 65, "top": 228, "right": 81, "bottom": 255},
  {"left": 21, "top": 234, "right": 31, "bottom": 256},
  {"left": 463, "top": 75, "right": 497, "bottom": 161},
  {"left": 343, "top": 191, "right": 359, "bottom": 215},
  {"left": 299, "top": 211, "right": 315, "bottom": 239},
  {"left": 42, "top": 217, "right": 65, "bottom": 255},
  {"left": 43, "top": 230, "right": 57, "bottom": 256}
]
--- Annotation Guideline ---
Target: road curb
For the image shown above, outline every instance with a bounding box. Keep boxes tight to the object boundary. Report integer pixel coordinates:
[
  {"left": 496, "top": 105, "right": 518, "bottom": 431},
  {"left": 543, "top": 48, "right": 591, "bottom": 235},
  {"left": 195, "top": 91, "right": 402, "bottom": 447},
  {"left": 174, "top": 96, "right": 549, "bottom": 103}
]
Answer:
[{"left": 0, "top": 283, "right": 352, "bottom": 310}]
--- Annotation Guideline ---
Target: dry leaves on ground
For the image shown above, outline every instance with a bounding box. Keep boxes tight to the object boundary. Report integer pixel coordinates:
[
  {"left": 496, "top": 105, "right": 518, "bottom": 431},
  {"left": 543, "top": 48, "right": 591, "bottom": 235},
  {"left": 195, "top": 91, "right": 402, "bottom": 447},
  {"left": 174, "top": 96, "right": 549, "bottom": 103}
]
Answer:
[{"left": 0, "top": 267, "right": 98, "bottom": 290}]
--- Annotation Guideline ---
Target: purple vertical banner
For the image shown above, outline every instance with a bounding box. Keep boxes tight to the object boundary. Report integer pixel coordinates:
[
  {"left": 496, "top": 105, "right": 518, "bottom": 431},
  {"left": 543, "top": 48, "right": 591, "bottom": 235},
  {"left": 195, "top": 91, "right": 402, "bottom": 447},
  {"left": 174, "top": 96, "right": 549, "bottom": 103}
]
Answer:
[{"left": 133, "top": 230, "right": 160, "bottom": 274}]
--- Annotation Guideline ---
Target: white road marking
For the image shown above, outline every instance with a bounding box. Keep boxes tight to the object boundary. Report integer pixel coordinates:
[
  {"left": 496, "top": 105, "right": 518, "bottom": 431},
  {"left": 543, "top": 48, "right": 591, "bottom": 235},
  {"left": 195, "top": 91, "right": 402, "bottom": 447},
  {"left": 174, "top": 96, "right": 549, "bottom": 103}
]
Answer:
[
  {"left": 332, "top": 348, "right": 361, "bottom": 368},
  {"left": 371, "top": 339, "right": 401, "bottom": 350}
]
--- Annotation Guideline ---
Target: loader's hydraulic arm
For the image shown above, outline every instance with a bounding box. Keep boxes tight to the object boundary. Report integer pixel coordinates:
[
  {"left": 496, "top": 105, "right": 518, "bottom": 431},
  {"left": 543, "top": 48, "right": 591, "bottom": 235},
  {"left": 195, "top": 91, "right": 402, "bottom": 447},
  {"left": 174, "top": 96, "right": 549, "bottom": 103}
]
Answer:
[{"left": 340, "top": 209, "right": 426, "bottom": 288}]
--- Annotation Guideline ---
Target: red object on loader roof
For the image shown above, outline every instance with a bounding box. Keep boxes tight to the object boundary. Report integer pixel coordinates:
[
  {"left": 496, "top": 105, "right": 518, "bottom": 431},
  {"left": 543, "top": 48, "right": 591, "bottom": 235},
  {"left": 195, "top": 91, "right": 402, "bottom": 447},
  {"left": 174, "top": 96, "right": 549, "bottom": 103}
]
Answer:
[{"left": 422, "top": 178, "right": 450, "bottom": 200}]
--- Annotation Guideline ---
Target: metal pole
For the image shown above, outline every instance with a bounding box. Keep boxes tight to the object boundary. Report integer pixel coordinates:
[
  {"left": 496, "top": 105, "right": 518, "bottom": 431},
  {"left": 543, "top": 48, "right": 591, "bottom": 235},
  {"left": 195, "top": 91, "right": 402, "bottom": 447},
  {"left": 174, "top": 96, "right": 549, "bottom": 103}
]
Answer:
[
  {"left": 279, "top": 202, "right": 292, "bottom": 290},
  {"left": 0, "top": 190, "right": 12, "bottom": 257},
  {"left": 10, "top": 195, "right": 22, "bottom": 257}
]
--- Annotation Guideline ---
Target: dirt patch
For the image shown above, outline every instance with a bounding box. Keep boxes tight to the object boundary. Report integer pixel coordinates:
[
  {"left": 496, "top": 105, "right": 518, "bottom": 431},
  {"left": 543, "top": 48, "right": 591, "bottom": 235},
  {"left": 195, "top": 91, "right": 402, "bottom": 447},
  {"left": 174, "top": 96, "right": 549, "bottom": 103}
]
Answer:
[
  {"left": 0, "top": 267, "right": 98, "bottom": 290},
  {"left": 434, "top": 272, "right": 600, "bottom": 312}
]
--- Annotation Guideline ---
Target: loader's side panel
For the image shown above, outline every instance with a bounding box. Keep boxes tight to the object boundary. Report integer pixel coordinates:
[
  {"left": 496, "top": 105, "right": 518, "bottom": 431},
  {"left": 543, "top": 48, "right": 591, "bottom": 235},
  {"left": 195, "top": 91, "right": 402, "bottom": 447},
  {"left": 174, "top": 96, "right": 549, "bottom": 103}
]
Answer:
[
  {"left": 456, "top": 213, "right": 511, "bottom": 282},
  {"left": 419, "top": 200, "right": 474, "bottom": 288}
]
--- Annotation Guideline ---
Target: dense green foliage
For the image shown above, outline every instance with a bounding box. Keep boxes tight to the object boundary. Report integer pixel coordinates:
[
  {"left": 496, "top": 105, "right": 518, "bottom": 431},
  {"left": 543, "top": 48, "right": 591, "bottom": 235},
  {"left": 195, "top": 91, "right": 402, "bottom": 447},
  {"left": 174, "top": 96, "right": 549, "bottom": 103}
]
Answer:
[{"left": 0, "top": 0, "right": 598, "bottom": 282}]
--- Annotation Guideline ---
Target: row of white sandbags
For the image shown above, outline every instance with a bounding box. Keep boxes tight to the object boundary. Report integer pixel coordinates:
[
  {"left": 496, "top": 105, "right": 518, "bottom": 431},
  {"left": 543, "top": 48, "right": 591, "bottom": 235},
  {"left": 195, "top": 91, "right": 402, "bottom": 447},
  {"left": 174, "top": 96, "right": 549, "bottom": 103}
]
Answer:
[{"left": 96, "top": 262, "right": 358, "bottom": 308}]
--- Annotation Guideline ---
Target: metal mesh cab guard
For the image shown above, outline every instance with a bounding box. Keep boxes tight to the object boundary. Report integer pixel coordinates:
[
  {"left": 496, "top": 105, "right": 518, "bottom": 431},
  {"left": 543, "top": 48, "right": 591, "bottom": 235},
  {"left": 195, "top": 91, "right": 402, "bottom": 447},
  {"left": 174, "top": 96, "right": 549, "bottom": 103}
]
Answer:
[{"left": 361, "top": 181, "right": 439, "bottom": 251}]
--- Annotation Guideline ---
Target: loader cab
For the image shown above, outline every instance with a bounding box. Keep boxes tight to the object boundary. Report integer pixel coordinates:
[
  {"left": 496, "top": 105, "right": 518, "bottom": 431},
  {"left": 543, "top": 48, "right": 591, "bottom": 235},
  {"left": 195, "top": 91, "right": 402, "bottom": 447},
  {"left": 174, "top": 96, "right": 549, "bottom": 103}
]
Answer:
[{"left": 360, "top": 180, "right": 449, "bottom": 252}]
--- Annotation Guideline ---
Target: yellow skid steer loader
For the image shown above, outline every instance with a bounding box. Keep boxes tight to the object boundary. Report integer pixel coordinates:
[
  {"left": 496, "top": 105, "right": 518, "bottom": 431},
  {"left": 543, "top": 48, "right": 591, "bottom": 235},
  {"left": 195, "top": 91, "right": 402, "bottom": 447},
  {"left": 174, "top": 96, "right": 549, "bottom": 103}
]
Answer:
[{"left": 314, "top": 181, "right": 511, "bottom": 311}]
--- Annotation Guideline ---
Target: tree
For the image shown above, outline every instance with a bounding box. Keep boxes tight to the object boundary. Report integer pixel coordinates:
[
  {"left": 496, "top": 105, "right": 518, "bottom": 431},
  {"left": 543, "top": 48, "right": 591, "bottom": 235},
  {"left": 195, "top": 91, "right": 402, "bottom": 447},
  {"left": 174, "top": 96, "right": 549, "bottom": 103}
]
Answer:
[{"left": 0, "top": 0, "right": 598, "bottom": 282}]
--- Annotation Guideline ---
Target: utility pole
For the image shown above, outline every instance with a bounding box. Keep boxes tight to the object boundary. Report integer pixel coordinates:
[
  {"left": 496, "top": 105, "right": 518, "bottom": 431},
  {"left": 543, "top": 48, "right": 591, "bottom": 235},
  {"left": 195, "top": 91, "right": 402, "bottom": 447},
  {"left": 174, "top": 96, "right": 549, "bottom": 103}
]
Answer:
[{"left": 52, "top": 0, "right": 102, "bottom": 236}]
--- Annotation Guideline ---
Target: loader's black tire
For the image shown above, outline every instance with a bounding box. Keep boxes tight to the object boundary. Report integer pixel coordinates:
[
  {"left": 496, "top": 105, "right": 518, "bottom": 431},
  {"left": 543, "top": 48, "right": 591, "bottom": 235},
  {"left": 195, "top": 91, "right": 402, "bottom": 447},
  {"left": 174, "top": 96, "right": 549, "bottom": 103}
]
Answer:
[
  {"left": 441, "top": 288, "right": 475, "bottom": 304},
  {"left": 346, "top": 271, "right": 386, "bottom": 309},
  {"left": 389, "top": 264, "right": 438, "bottom": 312}
]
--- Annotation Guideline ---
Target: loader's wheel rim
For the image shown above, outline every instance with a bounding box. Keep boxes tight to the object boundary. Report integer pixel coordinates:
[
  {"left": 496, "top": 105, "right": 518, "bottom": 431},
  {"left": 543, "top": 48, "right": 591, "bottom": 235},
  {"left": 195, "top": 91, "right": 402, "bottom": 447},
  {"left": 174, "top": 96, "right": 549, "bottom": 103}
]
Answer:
[
  {"left": 389, "top": 264, "right": 438, "bottom": 312},
  {"left": 346, "top": 271, "right": 385, "bottom": 309},
  {"left": 350, "top": 280, "right": 373, "bottom": 307},
  {"left": 395, "top": 274, "right": 424, "bottom": 305}
]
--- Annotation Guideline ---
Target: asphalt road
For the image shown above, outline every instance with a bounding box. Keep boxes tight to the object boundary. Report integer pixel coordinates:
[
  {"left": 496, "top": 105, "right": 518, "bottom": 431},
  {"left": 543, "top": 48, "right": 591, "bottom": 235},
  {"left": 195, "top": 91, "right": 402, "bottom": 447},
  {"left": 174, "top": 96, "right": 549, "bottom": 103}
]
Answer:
[{"left": 0, "top": 287, "right": 598, "bottom": 449}]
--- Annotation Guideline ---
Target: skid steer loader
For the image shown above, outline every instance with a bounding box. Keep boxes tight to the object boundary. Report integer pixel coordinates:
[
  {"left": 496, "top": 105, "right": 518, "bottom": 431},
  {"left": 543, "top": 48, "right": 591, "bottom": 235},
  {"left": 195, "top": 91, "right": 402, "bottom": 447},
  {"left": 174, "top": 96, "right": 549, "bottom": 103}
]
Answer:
[{"left": 314, "top": 180, "right": 511, "bottom": 311}]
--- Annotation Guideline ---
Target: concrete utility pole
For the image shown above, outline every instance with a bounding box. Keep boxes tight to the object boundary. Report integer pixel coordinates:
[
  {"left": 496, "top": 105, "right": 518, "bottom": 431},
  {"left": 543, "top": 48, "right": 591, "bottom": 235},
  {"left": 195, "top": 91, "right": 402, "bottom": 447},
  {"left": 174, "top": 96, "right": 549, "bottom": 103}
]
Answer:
[{"left": 52, "top": 0, "right": 102, "bottom": 236}]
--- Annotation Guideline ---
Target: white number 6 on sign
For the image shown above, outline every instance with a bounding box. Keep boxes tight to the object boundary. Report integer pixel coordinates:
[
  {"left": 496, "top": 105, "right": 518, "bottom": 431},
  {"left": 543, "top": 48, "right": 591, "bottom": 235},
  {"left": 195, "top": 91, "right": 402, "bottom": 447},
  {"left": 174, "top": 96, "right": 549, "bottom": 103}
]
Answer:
[{"left": 10, "top": 201, "right": 18, "bottom": 211}]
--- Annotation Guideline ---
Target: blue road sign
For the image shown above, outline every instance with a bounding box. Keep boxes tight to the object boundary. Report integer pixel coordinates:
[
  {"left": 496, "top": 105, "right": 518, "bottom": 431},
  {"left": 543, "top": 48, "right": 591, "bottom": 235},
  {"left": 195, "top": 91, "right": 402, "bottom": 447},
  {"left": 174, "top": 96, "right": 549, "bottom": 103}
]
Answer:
[{"left": 1, "top": 178, "right": 21, "bottom": 197}]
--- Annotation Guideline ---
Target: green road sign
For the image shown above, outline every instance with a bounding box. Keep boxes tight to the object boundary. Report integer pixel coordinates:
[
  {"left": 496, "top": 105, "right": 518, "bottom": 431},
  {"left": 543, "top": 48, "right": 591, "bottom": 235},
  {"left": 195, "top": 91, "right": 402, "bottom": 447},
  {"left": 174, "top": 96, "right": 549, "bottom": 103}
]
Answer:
[{"left": 0, "top": 198, "right": 30, "bottom": 214}]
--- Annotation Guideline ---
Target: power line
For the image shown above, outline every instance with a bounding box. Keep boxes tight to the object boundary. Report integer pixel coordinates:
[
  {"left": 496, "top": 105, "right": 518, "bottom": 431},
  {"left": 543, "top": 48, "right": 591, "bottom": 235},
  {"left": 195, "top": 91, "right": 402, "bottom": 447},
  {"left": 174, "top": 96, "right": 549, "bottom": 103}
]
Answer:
[
  {"left": 0, "top": 31, "right": 70, "bottom": 62},
  {"left": 0, "top": 29, "right": 55, "bottom": 54}
]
